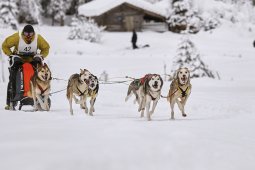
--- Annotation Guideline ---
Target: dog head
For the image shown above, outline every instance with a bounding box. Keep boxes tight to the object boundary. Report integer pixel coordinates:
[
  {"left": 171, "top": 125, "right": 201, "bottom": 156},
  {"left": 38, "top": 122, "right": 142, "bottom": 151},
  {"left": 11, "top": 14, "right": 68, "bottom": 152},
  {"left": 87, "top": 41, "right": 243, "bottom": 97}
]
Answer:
[
  {"left": 79, "top": 69, "right": 91, "bottom": 84},
  {"left": 177, "top": 67, "right": 190, "bottom": 85},
  {"left": 37, "top": 63, "right": 51, "bottom": 81},
  {"left": 88, "top": 75, "right": 98, "bottom": 91},
  {"left": 147, "top": 74, "right": 163, "bottom": 92}
]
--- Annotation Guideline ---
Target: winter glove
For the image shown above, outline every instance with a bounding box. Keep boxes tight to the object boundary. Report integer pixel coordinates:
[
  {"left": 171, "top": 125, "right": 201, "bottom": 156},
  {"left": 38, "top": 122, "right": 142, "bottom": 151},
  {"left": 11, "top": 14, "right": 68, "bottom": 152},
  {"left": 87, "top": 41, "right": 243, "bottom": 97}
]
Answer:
[
  {"left": 32, "top": 54, "right": 43, "bottom": 65},
  {"left": 9, "top": 55, "right": 22, "bottom": 68}
]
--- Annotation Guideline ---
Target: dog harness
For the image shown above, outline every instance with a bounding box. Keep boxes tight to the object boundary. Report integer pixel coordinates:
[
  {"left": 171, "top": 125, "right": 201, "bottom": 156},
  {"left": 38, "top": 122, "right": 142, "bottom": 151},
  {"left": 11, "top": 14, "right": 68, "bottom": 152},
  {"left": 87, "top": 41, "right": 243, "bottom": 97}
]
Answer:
[
  {"left": 178, "top": 86, "right": 190, "bottom": 97},
  {"left": 37, "top": 83, "right": 49, "bottom": 95},
  {"left": 148, "top": 90, "right": 160, "bottom": 101},
  {"left": 76, "top": 85, "right": 87, "bottom": 96}
]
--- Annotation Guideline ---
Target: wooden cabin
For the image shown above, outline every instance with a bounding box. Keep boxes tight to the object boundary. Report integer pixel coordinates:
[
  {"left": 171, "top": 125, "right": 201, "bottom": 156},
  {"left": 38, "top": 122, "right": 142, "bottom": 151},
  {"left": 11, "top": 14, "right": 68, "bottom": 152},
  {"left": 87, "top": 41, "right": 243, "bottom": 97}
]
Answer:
[{"left": 78, "top": 0, "right": 167, "bottom": 32}]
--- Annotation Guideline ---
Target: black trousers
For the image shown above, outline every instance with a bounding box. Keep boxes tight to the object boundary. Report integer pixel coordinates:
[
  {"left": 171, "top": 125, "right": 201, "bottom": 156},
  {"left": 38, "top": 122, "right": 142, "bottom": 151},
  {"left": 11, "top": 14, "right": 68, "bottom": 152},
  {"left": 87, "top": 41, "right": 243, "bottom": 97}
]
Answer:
[{"left": 132, "top": 42, "right": 138, "bottom": 49}]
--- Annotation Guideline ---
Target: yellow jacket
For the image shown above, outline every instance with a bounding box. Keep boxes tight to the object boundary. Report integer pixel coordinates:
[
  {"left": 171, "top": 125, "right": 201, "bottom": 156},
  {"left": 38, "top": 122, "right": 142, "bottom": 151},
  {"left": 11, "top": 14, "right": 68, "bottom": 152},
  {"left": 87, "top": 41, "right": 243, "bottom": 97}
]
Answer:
[{"left": 2, "top": 32, "right": 50, "bottom": 62}]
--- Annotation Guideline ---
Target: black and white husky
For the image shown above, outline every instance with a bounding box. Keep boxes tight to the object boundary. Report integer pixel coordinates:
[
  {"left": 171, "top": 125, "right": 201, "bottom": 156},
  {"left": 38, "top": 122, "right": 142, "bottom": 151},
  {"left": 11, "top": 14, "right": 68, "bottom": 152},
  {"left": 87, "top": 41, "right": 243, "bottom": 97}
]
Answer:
[
  {"left": 125, "top": 74, "right": 163, "bottom": 121},
  {"left": 83, "top": 74, "right": 99, "bottom": 116}
]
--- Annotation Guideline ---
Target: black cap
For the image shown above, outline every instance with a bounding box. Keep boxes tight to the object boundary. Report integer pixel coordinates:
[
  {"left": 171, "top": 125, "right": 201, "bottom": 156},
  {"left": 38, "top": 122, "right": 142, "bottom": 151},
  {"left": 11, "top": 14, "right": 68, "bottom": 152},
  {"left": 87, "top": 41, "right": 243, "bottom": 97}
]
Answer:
[{"left": 23, "top": 25, "right": 34, "bottom": 33}]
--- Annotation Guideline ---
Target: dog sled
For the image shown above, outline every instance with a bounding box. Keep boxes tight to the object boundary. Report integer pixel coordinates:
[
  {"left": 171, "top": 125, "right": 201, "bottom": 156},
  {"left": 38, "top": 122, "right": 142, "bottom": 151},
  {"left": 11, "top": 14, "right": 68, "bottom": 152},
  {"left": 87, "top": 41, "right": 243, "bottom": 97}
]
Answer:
[{"left": 8, "top": 54, "right": 51, "bottom": 111}]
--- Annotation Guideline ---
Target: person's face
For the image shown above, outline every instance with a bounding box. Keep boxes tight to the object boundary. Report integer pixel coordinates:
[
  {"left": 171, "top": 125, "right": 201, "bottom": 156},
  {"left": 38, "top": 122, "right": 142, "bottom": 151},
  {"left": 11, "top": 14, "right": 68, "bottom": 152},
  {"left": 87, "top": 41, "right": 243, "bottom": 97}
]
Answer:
[{"left": 23, "top": 32, "right": 34, "bottom": 43}]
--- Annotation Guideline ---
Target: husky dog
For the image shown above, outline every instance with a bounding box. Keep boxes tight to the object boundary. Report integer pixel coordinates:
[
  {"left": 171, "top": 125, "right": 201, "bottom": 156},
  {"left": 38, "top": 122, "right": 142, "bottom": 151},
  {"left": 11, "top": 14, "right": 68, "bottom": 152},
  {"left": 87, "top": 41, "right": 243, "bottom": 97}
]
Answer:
[
  {"left": 66, "top": 69, "right": 91, "bottom": 115},
  {"left": 167, "top": 67, "right": 192, "bottom": 119},
  {"left": 30, "top": 63, "right": 52, "bottom": 111},
  {"left": 83, "top": 74, "right": 99, "bottom": 116},
  {"left": 125, "top": 74, "right": 163, "bottom": 121}
]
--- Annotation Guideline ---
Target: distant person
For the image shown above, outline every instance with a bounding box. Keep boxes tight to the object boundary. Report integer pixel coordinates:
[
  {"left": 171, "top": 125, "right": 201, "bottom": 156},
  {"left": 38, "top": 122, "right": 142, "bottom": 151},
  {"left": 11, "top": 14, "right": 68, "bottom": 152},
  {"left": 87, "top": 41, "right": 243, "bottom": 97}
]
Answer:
[
  {"left": 131, "top": 29, "right": 138, "bottom": 49},
  {"left": 253, "top": 40, "right": 255, "bottom": 48},
  {"left": 2, "top": 24, "right": 50, "bottom": 110}
]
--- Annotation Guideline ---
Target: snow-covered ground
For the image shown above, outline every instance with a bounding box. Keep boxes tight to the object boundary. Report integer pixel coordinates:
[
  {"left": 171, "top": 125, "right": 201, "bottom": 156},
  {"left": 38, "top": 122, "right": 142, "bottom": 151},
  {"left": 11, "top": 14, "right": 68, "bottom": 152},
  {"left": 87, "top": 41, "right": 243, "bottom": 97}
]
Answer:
[{"left": 0, "top": 22, "right": 255, "bottom": 170}]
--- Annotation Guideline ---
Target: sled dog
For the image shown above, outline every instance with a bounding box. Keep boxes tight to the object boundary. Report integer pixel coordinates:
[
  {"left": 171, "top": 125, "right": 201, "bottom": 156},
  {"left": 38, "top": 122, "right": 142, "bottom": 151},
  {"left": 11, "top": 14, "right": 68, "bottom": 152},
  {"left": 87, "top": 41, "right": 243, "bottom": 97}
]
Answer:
[
  {"left": 125, "top": 74, "right": 163, "bottom": 121},
  {"left": 66, "top": 69, "right": 91, "bottom": 115},
  {"left": 30, "top": 63, "right": 52, "bottom": 111},
  {"left": 167, "top": 67, "right": 192, "bottom": 119},
  {"left": 84, "top": 74, "right": 99, "bottom": 116}
]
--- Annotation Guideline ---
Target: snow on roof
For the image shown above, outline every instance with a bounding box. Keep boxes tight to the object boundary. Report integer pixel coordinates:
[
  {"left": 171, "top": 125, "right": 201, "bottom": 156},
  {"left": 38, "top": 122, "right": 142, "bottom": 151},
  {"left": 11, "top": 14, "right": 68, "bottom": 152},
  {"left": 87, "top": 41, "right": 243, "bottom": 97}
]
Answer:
[{"left": 78, "top": 0, "right": 167, "bottom": 18}]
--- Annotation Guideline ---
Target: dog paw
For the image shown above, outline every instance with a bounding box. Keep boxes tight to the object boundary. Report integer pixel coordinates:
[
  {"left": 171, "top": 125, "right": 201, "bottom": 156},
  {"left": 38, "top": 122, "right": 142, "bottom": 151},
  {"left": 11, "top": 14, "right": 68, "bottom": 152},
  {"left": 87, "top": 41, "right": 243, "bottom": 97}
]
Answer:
[
  {"left": 170, "top": 117, "right": 175, "bottom": 120},
  {"left": 140, "top": 113, "right": 144, "bottom": 117},
  {"left": 182, "top": 113, "right": 187, "bottom": 117},
  {"left": 70, "top": 109, "right": 74, "bottom": 115},
  {"left": 133, "top": 99, "right": 136, "bottom": 104},
  {"left": 85, "top": 108, "right": 88, "bottom": 114}
]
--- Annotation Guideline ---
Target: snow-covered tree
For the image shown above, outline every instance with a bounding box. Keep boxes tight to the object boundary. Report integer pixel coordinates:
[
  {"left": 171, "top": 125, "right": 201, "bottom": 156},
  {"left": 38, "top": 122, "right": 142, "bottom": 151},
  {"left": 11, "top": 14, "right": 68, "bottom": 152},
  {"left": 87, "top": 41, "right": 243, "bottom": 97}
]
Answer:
[
  {"left": 68, "top": 16, "right": 105, "bottom": 43},
  {"left": 167, "top": 0, "right": 203, "bottom": 34},
  {"left": 18, "top": 0, "right": 41, "bottom": 24},
  {"left": 49, "top": 0, "right": 66, "bottom": 26},
  {"left": 40, "top": 0, "right": 50, "bottom": 17},
  {"left": 171, "top": 37, "right": 216, "bottom": 79},
  {"left": 66, "top": 0, "right": 79, "bottom": 15},
  {"left": 203, "top": 15, "right": 221, "bottom": 31},
  {"left": 0, "top": 0, "right": 18, "bottom": 30}
]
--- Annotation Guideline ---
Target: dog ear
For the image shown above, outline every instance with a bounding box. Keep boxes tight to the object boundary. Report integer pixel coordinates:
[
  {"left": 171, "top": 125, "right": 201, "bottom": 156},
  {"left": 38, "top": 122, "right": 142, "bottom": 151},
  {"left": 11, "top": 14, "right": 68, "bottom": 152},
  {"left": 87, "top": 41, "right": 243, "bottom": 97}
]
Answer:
[
  {"left": 84, "top": 69, "right": 89, "bottom": 73},
  {"left": 174, "top": 68, "right": 180, "bottom": 80},
  {"left": 80, "top": 69, "right": 84, "bottom": 74}
]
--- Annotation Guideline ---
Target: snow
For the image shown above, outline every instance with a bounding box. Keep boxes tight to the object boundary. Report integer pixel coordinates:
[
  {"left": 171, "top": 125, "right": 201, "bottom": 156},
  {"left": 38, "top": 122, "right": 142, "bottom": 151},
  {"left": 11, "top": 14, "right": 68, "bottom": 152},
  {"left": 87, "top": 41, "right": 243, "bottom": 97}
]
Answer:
[
  {"left": 1, "top": 14, "right": 255, "bottom": 170},
  {"left": 78, "top": 0, "right": 167, "bottom": 17}
]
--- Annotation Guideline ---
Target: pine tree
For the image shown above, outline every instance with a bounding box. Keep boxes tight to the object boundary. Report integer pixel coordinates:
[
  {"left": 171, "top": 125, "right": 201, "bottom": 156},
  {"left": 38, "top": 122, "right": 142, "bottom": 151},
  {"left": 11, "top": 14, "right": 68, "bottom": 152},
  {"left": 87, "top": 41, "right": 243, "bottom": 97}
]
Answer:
[
  {"left": 18, "top": 0, "right": 41, "bottom": 24},
  {"left": 66, "top": 0, "right": 79, "bottom": 15},
  {"left": 0, "top": 0, "right": 18, "bottom": 30},
  {"left": 167, "top": 0, "right": 202, "bottom": 34},
  {"left": 40, "top": 0, "right": 51, "bottom": 17},
  {"left": 49, "top": 0, "right": 66, "bottom": 26},
  {"left": 171, "top": 37, "right": 216, "bottom": 79},
  {"left": 68, "top": 16, "right": 105, "bottom": 43}
]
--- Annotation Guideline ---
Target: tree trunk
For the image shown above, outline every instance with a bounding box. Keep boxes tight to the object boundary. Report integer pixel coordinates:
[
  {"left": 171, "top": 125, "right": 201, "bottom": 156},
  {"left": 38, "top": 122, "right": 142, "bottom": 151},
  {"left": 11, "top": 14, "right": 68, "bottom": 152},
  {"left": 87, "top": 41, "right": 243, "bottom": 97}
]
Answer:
[
  {"left": 60, "top": 16, "right": 64, "bottom": 26},
  {"left": 52, "top": 13, "right": 55, "bottom": 26}
]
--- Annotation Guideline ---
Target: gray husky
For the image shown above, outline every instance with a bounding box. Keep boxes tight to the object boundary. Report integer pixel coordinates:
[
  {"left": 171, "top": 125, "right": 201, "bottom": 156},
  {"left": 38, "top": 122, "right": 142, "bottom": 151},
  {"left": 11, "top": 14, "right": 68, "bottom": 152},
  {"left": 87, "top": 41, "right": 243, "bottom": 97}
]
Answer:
[{"left": 66, "top": 69, "right": 91, "bottom": 115}]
